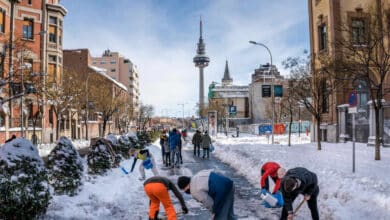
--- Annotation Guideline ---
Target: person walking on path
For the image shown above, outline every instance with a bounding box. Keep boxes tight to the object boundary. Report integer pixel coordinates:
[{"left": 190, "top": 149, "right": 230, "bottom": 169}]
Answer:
[
  {"left": 168, "top": 128, "right": 180, "bottom": 167},
  {"left": 160, "top": 131, "right": 168, "bottom": 165},
  {"left": 192, "top": 130, "right": 202, "bottom": 157},
  {"left": 260, "top": 162, "right": 286, "bottom": 194},
  {"left": 201, "top": 131, "right": 212, "bottom": 159},
  {"left": 280, "top": 167, "right": 319, "bottom": 220},
  {"left": 177, "top": 170, "right": 236, "bottom": 220},
  {"left": 130, "top": 149, "right": 159, "bottom": 180},
  {"left": 176, "top": 129, "right": 183, "bottom": 164},
  {"left": 144, "top": 176, "right": 188, "bottom": 220}
]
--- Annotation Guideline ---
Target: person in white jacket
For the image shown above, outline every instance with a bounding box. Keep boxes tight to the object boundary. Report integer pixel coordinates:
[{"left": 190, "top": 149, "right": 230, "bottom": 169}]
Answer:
[{"left": 177, "top": 170, "right": 236, "bottom": 220}]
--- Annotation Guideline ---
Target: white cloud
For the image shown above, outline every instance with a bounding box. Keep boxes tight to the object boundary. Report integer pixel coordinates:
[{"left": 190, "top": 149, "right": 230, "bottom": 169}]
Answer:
[{"left": 62, "top": 0, "right": 309, "bottom": 117}]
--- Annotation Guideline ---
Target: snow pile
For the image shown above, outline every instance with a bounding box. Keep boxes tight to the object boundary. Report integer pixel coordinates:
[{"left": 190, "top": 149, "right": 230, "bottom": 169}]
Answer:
[
  {"left": 0, "top": 138, "right": 51, "bottom": 219},
  {"left": 46, "top": 137, "right": 84, "bottom": 196},
  {"left": 118, "top": 134, "right": 133, "bottom": 159},
  {"left": 213, "top": 134, "right": 390, "bottom": 219}
]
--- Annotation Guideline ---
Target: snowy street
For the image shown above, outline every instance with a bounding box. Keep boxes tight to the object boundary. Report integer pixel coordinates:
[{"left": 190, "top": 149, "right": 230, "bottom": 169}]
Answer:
[{"left": 42, "top": 133, "right": 390, "bottom": 219}]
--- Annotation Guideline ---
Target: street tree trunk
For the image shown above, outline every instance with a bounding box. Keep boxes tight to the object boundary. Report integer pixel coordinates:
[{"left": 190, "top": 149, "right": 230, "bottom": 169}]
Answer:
[
  {"left": 316, "top": 117, "right": 322, "bottom": 150},
  {"left": 374, "top": 106, "right": 381, "bottom": 160}
]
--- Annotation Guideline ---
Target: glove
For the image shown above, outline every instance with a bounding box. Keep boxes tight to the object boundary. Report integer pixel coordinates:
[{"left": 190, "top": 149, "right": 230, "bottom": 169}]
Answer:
[
  {"left": 261, "top": 189, "right": 268, "bottom": 195},
  {"left": 182, "top": 206, "right": 188, "bottom": 214}
]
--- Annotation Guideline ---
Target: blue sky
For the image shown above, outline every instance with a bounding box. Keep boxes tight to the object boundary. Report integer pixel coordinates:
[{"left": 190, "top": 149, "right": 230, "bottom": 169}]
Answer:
[{"left": 61, "top": 0, "right": 309, "bottom": 117}]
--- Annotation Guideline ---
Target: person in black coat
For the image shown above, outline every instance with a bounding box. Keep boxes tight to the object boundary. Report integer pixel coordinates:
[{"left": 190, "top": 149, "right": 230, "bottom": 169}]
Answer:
[{"left": 280, "top": 167, "right": 319, "bottom": 220}]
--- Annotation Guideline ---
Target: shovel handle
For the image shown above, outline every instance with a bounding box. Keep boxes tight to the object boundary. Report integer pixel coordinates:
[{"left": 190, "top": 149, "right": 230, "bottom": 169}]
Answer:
[{"left": 294, "top": 199, "right": 306, "bottom": 216}]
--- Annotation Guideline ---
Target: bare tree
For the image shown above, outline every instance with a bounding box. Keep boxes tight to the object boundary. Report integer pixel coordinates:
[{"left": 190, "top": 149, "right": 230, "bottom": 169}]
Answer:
[
  {"left": 137, "top": 103, "right": 154, "bottom": 130},
  {"left": 283, "top": 54, "right": 347, "bottom": 150},
  {"left": 332, "top": 3, "right": 390, "bottom": 160}
]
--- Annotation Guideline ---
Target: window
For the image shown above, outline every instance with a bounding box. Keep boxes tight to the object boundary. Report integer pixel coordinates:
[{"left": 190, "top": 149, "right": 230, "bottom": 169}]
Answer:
[
  {"left": 100, "top": 61, "right": 106, "bottom": 64},
  {"left": 111, "top": 68, "right": 116, "bottom": 72},
  {"left": 49, "top": 25, "right": 57, "bottom": 43},
  {"left": 58, "top": 28, "right": 62, "bottom": 45},
  {"left": 28, "top": 0, "right": 32, "bottom": 5},
  {"left": 318, "top": 25, "right": 327, "bottom": 50},
  {"left": 0, "top": 8, "right": 5, "bottom": 33},
  {"left": 92, "top": 61, "right": 97, "bottom": 64},
  {"left": 48, "top": 63, "right": 56, "bottom": 82},
  {"left": 59, "top": 20, "right": 63, "bottom": 27},
  {"left": 23, "top": 19, "right": 33, "bottom": 40},
  {"left": 110, "top": 60, "right": 116, "bottom": 64},
  {"left": 321, "top": 80, "right": 329, "bottom": 113},
  {"left": 49, "top": 55, "right": 56, "bottom": 62},
  {"left": 49, "top": 16, "right": 57, "bottom": 25},
  {"left": 351, "top": 19, "right": 365, "bottom": 45}
]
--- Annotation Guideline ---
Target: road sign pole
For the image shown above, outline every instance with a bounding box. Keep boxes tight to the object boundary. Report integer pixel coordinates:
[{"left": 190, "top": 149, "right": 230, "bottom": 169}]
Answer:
[{"left": 352, "top": 112, "right": 356, "bottom": 173}]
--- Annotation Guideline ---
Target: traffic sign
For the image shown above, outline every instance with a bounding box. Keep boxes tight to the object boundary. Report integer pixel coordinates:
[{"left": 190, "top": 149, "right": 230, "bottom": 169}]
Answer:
[{"left": 348, "top": 91, "right": 357, "bottom": 107}]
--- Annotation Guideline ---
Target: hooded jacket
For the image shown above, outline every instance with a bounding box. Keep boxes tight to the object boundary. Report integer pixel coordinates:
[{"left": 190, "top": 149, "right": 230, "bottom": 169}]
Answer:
[{"left": 260, "top": 162, "right": 281, "bottom": 193}]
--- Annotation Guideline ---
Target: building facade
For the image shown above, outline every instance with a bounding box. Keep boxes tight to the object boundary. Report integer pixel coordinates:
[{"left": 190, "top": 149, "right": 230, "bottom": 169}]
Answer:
[
  {"left": 64, "top": 49, "right": 129, "bottom": 139},
  {"left": 91, "top": 50, "right": 139, "bottom": 123},
  {"left": 208, "top": 60, "right": 250, "bottom": 130},
  {"left": 309, "top": 0, "right": 390, "bottom": 145},
  {"left": 249, "top": 63, "right": 285, "bottom": 123},
  {"left": 0, "top": 0, "right": 66, "bottom": 143}
]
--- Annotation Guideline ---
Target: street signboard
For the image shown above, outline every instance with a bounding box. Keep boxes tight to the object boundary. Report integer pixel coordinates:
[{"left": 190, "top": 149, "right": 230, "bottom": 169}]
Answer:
[
  {"left": 229, "top": 105, "right": 237, "bottom": 116},
  {"left": 348, "top": 107, "right": 357, "bottom": 114},
  {"left": 348, "top": 91, "right": 357, "bottom": 107},
  {"left": 274, "top": 85, "right": 283, "bottom": 97}
]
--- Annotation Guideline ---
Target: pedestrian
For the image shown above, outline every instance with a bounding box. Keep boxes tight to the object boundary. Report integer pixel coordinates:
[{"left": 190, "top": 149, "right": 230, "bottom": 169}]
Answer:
[
  {"left": 236, "top": 127, "right": 240, "bottom": 138},
  {"left": 168, "top": 128, "right": 180, "bottom": 167},
  {"left": 160, "top": 131, "right": 168, "bottom": 165},
  {"left": 260, "top": 162, "right": 286, "bottom": 194},
  {"left": 163, "top": 137, "right": 171, "bottom": 167},
  {"left": 280, "top": 167, "right": 319, "bottom": 220},
  {"left": 181, "top": 129, "right": 187, "bottom": 144},
  {"left": 177, "top": 170, "right": 236, "bottom": 220},
  {"left": 130, "top": 148, "right": 159, "bottom": 180},
  {"left": 176, "top": 129, "right": 183, "bottom": 164},
  {"left": 201, "top": 131, "right": 212, "bottom": 159},
  {"left": 192, "top": 130, "right": 202, "bottom": 157},
  {"left": 144, "top": 176, "right": 188, "bottom": 220}
]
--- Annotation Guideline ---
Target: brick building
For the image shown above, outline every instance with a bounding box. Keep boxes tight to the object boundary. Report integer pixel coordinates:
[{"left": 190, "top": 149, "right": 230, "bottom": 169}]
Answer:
[
  {"left": 63, "top": 49, "right": 129, "bottom": 139},
  {"left": 0, "top": 0, "right": 66, "bottom": 143}
]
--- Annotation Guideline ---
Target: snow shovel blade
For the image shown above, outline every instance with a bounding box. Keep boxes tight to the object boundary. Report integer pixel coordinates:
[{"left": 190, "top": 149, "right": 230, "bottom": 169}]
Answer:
[{"left": 121, "top": 166, "right": 129, "bottom": 174}]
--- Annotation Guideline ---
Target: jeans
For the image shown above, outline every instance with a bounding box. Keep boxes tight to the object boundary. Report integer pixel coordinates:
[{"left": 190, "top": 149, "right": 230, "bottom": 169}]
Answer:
[
  {"left": 215, "top": 185, "right": 236, "bottom": 220},
  {"left": 194, "top": 144, "right": 200, "bottom": 156},
  {"left": 203, "top": 148, "right": 209, "bottom": 158},
  {"left": 280, "top": 186, "right": 319, "bottom": 220}
]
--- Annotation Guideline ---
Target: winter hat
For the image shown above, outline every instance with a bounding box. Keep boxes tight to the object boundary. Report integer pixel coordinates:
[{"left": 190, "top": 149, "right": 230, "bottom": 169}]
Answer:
[
  {"left": 283, "top": 177, "right": 297, "bottom": 192},
  {"left": 177, "top": 176, "right": 191, "bottom": 189}
]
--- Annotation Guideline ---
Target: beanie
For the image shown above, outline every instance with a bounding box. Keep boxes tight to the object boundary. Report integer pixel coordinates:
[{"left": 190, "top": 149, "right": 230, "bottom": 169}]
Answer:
[{"left": 177, "top": 176, "right": 191, "bottom": 189}]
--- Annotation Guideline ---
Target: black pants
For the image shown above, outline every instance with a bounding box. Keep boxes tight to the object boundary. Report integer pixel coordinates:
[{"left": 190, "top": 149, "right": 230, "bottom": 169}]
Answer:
[
  {"left": 164, "top": 152, "right": 170, "bottom": 166},
  {"left": 161, "top": 146, "right": 165, "bottom": 163},
  {"left": 178, "top": 145, "right": 183, "bottom": 163},
  {"left": 280, "top": 186, "right": 319, "bottom": 220},
  {"left": 203, "top": 148, "right": 209, "bottom": 158},
  {"left": 261, "top": 169, "right": 277, "bottom": 191},
  {"left": 194, "top": 144, "right": 200, "bottom": 156}
]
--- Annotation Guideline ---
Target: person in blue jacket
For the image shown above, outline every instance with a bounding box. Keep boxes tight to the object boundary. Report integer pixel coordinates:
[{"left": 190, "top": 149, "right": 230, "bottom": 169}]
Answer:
[
  {"left": 177, "top": 170, "right": 236, "bottom": 220},
  {"left": 168, "top": 128, "right": 180, "bottom": 167}
]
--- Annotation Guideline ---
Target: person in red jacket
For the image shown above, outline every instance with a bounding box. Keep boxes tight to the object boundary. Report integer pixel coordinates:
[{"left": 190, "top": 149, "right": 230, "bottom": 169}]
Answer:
[{"left": 260, "top": 162, "right": 286, "bottom": 194}]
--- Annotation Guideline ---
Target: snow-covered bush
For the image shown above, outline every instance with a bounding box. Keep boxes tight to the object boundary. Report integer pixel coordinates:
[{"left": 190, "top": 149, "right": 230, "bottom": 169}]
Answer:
[
  {"left": 127, "top": 132, "right": 141, "bottom": 149},
  {"left": 105, "top": 133, "right": 122, "bottom": 167},
  {"left": 137, "top": 131, "right": 152, "bottom": 148},
  {"left": 46, "top": 137, "right": 83, "bottom": 196},
  {"left": 117, "top": 134, "right": 133, "bottom": 159},
  {"left": 0, "top": 138, "right": 51, "bottom": 219},
  {"left": 87, "top": 138, "right": 114, "bottom": 175}
]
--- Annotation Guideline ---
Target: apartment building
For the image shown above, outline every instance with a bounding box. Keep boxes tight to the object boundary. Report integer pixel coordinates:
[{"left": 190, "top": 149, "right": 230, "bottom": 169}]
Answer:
[
  {"left": 0, "top": 0, "right": 66, "bottom": 143},
  {"left": 91, "top": 50, "right": 139, "bottom": 123}
]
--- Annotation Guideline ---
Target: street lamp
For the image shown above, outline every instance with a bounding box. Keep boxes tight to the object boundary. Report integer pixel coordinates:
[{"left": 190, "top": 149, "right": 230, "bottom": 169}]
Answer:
[
  {"left": 249, "top": 40, "right": 275, "bottom": 144},
  {"left": 178, "top": 103, "right": 186, "bottom": 129}
]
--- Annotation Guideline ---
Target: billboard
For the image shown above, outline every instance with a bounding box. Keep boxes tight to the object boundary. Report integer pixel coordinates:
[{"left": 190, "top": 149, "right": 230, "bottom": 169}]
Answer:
[{"left": 208, "top": 111, "right": 218, "bottom": 137}]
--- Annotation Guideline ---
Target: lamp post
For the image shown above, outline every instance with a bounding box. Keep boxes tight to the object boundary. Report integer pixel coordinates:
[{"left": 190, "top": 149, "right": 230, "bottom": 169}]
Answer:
[
  {"left": 178, "top": 103, "right": 186, "bottom": 129},
  {"left": 249, "top": 41, "right": 274, "bottom": 144},
  {"left": 85, "top": 73, "right": 90, "bottom": 140}
]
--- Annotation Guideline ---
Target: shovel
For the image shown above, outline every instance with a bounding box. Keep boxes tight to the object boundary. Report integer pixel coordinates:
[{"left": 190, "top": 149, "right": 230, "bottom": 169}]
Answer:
[{"left": 294, "top": 199, "right": 306, "bottom": 216}]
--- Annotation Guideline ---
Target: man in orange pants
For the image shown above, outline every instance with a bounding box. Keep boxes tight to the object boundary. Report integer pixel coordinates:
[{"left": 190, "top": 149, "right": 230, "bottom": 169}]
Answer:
[{"left": 144, "top": 176, "right": 188, "bottom": 220}]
